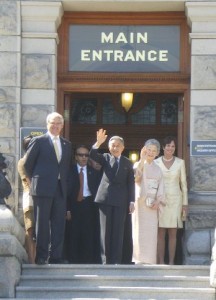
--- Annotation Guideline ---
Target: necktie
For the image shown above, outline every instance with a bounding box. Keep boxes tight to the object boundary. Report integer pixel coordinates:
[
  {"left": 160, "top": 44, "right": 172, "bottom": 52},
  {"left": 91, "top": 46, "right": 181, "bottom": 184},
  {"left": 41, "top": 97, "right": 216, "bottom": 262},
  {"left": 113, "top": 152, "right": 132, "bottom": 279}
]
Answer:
[
  {"left": 77, "top": 167, "right": 84, "bottom": 202},
  {"left": 53, "top": 137, "right": 60, "bottom": 162},
  {"left": 111, "top": 157, "right": 118, "bottom": 178}
]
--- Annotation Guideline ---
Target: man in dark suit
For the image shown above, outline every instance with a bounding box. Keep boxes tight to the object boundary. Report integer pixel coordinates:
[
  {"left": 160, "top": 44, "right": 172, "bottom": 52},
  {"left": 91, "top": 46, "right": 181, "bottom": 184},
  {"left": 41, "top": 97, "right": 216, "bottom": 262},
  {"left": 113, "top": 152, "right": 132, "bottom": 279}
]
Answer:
[
  {"left": 24, "top": 112, "right": 72, "bottom": 265},
  {"left": 90, "top": 128, "right": 135, "bottom": 264},
  {"left": 66, "top": 145, "right": 101, "bottom": 264}
]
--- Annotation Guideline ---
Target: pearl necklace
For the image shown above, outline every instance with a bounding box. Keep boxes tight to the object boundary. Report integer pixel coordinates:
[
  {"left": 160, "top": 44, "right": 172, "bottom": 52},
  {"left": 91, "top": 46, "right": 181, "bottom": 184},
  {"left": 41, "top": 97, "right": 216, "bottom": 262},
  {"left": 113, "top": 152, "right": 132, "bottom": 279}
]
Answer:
[{"left": 163, "top": 156, "right": 174, "bottom": 162}]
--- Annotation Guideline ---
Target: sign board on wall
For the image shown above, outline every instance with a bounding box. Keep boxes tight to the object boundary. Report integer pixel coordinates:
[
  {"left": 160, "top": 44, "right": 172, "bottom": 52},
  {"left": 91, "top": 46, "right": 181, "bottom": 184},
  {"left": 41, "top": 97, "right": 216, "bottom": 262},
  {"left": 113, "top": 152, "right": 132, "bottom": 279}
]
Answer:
[
  {"left": 191, "top": 141, "right": 216, "bottom": 156},
  {"left": 20, "top": 127, "right": 46, "bottom": 157},
  {"left": 69, "top": 25, "right": 180, "bottom": 73}
]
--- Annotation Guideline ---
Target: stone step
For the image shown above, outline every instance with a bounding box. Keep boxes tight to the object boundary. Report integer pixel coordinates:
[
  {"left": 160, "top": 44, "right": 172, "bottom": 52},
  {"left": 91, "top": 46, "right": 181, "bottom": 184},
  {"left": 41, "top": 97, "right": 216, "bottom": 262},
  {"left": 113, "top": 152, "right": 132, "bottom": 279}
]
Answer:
[
  {"left": 16, "top": 286, "right": 215, "bottom": 299},
  {"left": 21, "top": 264, "right": 210, "bottom": 277},
  {"left": 16, "top": 264, "right": 214, "bottom": 299},
  {"left": 18, "top": 274, "right": 210, "bottom": 288}
]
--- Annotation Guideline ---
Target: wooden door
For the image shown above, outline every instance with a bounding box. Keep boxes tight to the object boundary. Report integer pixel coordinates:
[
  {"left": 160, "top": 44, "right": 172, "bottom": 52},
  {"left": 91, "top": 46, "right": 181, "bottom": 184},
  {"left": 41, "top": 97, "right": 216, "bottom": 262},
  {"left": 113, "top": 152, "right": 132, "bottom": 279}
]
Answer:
[{"left": 63, "top": 92, "right": 181, "bottom": 158}]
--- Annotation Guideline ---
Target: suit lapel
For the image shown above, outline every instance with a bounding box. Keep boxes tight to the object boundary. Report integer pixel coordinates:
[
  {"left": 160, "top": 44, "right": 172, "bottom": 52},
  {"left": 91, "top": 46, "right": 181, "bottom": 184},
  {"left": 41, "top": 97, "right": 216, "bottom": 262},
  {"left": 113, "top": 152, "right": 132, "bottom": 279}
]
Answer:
[
  {"left": 47, "top": 134, "right": 58, "bottom": 162},
  {"left": 59, "top": 137, "right": 68, "bottom": 164}
]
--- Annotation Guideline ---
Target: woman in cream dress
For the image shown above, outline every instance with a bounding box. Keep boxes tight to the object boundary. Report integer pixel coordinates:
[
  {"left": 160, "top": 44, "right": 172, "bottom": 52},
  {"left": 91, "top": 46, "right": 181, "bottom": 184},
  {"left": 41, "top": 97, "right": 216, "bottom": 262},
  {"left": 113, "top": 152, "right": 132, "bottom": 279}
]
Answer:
[
  {"left": 155, "top": 136, "right": 188, "bottom": 265},
  {"left": 17, "top": 135, "right": 36, "bottom": 264},
  {"left": 132, "top": 139, "right": 165, "bottom": 264}
]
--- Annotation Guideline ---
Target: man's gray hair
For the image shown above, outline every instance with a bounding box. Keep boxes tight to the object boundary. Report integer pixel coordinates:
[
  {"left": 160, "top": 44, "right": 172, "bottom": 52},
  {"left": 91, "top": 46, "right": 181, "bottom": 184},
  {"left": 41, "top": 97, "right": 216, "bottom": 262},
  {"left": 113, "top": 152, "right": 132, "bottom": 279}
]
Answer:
[
  {"left": 145, "top": 139, "right": 160, "bottom": 153},
  {"left": 108, "top": 135, "right": 124, "bottom": 146},
  {"left": 46, "top": 112, "right": 64, "bottom": 124}
]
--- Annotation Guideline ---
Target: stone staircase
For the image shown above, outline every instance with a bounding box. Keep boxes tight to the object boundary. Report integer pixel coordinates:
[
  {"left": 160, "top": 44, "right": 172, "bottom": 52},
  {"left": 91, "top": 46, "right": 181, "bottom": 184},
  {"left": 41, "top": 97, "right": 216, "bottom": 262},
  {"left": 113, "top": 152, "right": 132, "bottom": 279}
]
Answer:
[{"left": 14, "top": 264, "right": 215, "bottom": 300}]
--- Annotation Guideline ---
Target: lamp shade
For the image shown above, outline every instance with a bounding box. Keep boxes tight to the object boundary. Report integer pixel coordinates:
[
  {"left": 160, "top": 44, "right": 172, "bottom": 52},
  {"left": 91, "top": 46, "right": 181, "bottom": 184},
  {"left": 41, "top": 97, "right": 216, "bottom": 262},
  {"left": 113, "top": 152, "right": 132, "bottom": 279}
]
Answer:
[{"left": 121, "top": 93, "right": 133, "bottom": 112}]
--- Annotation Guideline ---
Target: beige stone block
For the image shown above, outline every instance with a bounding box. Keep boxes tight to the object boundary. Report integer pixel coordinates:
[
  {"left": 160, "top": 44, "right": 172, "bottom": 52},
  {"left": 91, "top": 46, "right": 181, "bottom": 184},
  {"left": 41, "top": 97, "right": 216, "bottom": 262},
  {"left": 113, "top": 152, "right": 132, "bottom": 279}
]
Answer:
[
  {"left": 0, "top": 206, "right": 25, "bottom": 246},
  {"left": 21, "top": 1, "right": 63, "bottom": 33},
  {"left": 22, "top": 20, "right": 58, "bottom": 33},
  {"left": 0, "top": 104, "right": 16, "bottom": 137},
  {"left": 22, "top": 54, "right": 53, "bottom": 89},
  {"left": 186, "top": 230, "right": 210, "bottom": 255},
  {"left": 210, "top": 260, "right": 216, "bottom": 287},
  {"left": 191, "top": 156, "right": 216, "bottom": 191},
  {"left": 191, "top": 106, "right": 216, "bottom": 140},
  {"left": 191, "top": 56, "right": 216, "bottom": 89},
  {"left": 192, "top": 39, "right": 216, "bottom": 55},
  {"left": 22, "top": 105, "right": 53, "bottom": 127},
  {"left": 0, "top": 53, "right": 18, "bottom": 86},
  {"left": 188, "top": 212, "right": 216, "bottom": 229},
  {"left": 0, "top": 87, "right": 20, "bottom": 103},
  {"left": 186, "top": 3, "right": 216, "bottom": 30},
  {"left": 185, "top": 255, "right": 210, "bottom": 265},
  {"left": 22, "top": 38, "right": 56, "bottom": 54},
  {"left": 0, "top": 206, "right": 27, "bottom": 297},
  {"left": 192, "top": 22, "right": 216, "bottom": 33},
  {"left": 0, "top": 36, "right": 20, "bottom": 52},
  {"left": 22, "top": 89, "right": 55, "bottom": 105},
  {"left": 191, "top": 90, "right": 216, "bottom": 106},
  {"left": 0, "top": 0, "right": 20, "bottom": 35},
  {"left": 0, "top": 138, "right": 15, "bottom": 154},
  {"left": 0, "top": 257, "right": 21, "bottom": 298}
]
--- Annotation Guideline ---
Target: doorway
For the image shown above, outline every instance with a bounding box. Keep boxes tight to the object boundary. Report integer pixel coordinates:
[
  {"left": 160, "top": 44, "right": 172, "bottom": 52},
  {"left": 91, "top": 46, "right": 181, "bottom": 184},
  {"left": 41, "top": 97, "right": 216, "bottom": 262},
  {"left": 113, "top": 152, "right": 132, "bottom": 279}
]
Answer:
[
  {"left": 64, "top": 92, "right": 183, "bottom": 159},
  {"left": 64, "top": 91, "right": 185, "bottom": 264}
]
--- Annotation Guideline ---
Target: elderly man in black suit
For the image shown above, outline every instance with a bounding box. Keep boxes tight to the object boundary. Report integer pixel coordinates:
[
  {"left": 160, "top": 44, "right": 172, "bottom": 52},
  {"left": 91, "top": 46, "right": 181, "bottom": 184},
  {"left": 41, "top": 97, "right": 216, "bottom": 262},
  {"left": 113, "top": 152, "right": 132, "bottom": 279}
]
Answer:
[
  {"left": 66, "top": 145, "right": 102, "bottom": 264},
  {"left": 90, "top": 128, "right": 135, "bottom": 264},
  {"left": 24, "top": 112, "right": 72, "bottom": 265}
]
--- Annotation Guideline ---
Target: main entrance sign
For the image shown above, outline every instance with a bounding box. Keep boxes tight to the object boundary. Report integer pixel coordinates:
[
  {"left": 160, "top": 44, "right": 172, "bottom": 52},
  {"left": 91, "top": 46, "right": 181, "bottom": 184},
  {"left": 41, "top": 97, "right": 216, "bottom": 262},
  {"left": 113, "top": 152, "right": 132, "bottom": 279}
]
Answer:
[{"left": 69, "top": 25, "right": 180, "bottom": 72}]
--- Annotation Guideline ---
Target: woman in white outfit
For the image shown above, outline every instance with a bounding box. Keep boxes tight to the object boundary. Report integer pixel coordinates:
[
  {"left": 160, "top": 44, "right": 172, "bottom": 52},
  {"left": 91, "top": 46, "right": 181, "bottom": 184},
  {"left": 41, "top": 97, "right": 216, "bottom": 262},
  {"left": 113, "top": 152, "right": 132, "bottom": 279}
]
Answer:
[{"left": 155, "top": 136, "right": 188, "bottom": 265}]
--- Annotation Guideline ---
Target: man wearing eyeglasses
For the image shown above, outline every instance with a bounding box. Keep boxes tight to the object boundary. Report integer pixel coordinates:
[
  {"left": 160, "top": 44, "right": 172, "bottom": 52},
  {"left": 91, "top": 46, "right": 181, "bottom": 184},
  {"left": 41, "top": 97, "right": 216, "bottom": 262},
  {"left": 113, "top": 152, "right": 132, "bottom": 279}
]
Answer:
[
  {"left": 66, "top": 145, "right": 102, "bottom": 264},
  {"left": 24, "top": 112, "right": 72, "bottom": 265}
]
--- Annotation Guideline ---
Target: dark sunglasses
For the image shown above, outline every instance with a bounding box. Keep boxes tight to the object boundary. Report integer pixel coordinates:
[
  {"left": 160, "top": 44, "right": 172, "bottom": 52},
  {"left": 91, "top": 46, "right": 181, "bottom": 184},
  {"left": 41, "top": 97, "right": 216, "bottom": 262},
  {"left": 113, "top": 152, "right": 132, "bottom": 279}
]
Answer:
[{"left": 76, "top": 153, "right": 89, "bottom": 157}]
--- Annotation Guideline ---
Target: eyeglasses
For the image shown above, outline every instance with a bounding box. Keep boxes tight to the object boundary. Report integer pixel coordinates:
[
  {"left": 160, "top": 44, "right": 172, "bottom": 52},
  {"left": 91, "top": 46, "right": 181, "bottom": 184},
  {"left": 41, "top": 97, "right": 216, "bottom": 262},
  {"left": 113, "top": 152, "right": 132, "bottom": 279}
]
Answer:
[{"left": 76, "top": 153, "right": 89, "bottom": 157}]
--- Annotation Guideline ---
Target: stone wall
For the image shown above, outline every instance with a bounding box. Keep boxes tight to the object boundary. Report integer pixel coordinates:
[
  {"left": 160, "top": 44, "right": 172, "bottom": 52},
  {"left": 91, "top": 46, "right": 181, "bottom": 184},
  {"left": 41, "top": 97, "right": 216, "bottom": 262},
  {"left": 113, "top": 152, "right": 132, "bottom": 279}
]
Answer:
[{"left": 0, "top": 0, "right": 21, "bottom": 213}]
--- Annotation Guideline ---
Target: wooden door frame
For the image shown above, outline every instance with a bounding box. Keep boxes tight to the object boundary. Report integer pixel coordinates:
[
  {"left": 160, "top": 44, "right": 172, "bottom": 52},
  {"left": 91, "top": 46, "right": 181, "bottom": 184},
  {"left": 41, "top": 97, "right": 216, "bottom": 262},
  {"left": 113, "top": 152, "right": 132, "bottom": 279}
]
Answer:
[{"left": 57, "top": 11, "right": 191, "bottom": 165}]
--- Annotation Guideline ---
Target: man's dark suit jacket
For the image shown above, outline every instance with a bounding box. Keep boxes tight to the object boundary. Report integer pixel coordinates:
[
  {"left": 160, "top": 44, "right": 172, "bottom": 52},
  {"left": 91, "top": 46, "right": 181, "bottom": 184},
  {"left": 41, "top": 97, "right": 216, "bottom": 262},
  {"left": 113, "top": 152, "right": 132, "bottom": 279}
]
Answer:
[
  {"left": 24, "top": 133, "right": 72, "bottom": 200},
  {"left": 67, "top": 164, "right": 101, "bottom": 211},
  {"left": 90, "top": 148, "right": 135, "bottom": 264},
  {"left": 90, "top": 149, "right": 135, "bottom": 207}
]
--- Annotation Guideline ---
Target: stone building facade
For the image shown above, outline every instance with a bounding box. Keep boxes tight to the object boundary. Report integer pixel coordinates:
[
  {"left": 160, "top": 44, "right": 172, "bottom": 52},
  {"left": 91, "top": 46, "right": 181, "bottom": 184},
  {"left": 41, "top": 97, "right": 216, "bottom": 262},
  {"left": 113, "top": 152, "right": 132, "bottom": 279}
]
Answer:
[{"left": 0, "top": 0, "right": 216, "bottom": 267}]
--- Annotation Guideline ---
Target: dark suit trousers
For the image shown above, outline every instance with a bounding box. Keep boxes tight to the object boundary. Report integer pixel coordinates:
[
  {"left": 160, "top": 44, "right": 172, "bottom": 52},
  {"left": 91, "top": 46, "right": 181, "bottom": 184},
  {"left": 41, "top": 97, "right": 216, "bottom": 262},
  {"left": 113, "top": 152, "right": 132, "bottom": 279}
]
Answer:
[
  {"left": 69, "top": 196, "right": 95, "bottom": 264},
  {"left": 99, "top": 203, "right": 127, "bottom": 264},
  {"left": 121, "top": 212, "right": 133, "bottom": 264},
  {"left": 33, "top": 181, "right": 66, "bottom": 261}
]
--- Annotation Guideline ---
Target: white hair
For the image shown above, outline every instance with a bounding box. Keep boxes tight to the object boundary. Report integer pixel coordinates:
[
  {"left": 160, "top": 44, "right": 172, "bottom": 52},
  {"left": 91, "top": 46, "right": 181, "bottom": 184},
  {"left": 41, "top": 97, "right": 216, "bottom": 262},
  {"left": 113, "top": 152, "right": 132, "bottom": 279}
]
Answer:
[
  {"left": 108, "top": 135, "right": 124, "bottom": 146},
  {"left": 46, "top": 112, "right": 64, "bottom": 124},
  {"left": 145, "top": 139, "right": 160, "bottom": 153}
]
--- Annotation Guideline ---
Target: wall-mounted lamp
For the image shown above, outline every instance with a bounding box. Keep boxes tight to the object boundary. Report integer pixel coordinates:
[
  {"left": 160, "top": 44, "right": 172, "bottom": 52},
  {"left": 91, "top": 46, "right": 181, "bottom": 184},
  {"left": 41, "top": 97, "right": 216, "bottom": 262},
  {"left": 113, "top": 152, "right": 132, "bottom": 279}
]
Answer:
[
  {"left": 121, "top": 93, "right": 133, "bottom": 112},
  {"left": 129, "top": 151, "right": 139, "bottom": 163}
]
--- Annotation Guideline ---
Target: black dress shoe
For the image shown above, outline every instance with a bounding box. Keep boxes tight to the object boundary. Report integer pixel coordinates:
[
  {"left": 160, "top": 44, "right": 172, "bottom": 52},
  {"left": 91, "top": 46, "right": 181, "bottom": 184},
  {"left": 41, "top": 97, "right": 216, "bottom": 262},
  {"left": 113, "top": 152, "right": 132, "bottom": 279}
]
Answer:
[{"left": 35, "top": 258, "right": 47, "bottom": 265}]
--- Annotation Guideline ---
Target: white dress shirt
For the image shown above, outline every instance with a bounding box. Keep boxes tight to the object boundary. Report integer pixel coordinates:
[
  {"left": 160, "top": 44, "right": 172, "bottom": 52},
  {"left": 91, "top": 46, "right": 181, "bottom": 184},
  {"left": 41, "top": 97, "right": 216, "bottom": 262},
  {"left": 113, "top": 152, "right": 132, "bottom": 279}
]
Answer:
[
  {"left": 48, "top": 132, "right": 62, "bottom": 160},
  {"left": 77, "top": 164, "right": 92, "bottom": 197}
]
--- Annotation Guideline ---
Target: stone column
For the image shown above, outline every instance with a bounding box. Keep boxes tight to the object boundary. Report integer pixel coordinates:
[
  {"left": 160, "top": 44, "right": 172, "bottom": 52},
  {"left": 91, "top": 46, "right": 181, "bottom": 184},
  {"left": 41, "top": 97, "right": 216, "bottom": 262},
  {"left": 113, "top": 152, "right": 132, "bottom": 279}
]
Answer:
[
  {"left": 21, "top": 0, "right": 63, "bottom": 126},
  {"left": 0, "top": 205, "right": 27, "bottom": 298},
  {"left": 185, "top": 2, "right": 216, "bottom": 266},
  {"left": 18, "top": 0, "right": 63, "bottom": 214}
]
